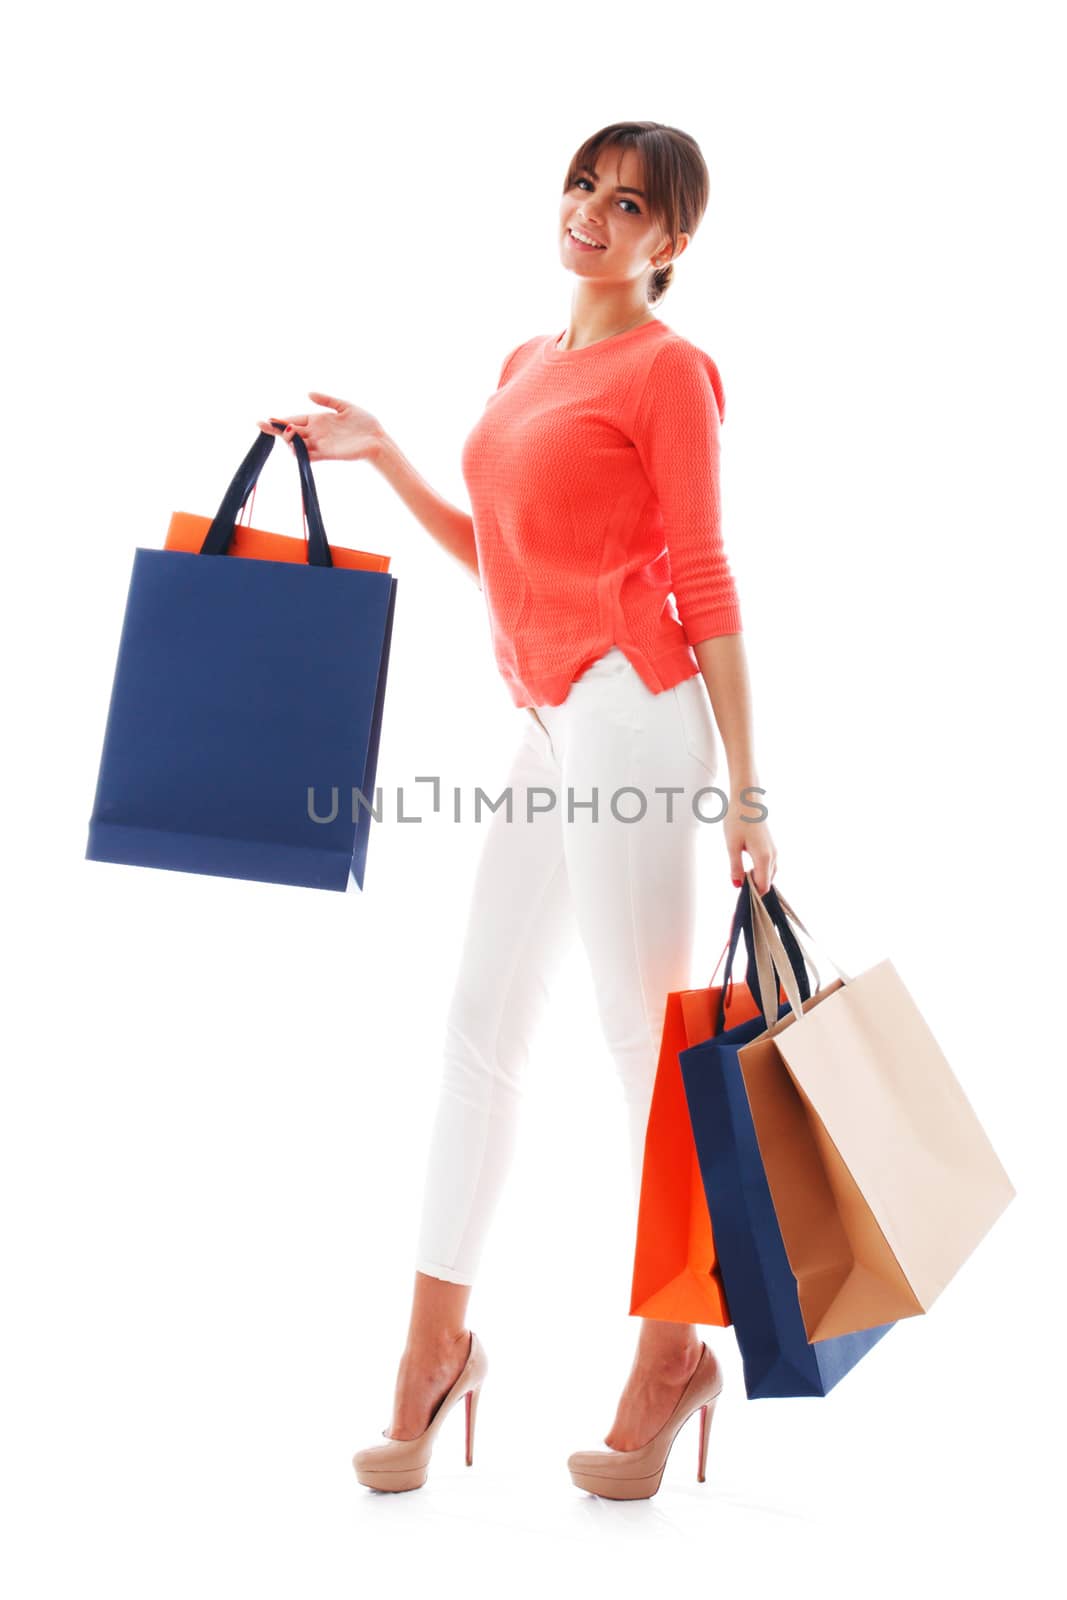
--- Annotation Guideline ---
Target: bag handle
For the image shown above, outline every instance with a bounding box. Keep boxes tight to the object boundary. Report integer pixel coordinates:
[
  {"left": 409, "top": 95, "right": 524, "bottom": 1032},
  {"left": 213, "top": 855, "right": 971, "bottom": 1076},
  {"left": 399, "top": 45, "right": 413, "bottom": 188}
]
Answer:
[
  {"left": 743, "top": 869, "right": 856, "bottom": 1033},
  {"left": 712, "top": 877, "right": 814, "bottom": 1034},
  {"left": 199, "top": 432, "right": 334, "bottom": 567},
  {"left": 709, "top": 879, "right": 811, "bottom": 991},
  {"left": 745, "top": 870, "right": 853, "bottom": 990},
  {"left": 745, "top": 876, "right": 809, "bottom": 1030},
  {"left": 739, "top": 877, "right": 815, "bottom": 1029},
  {"left": 711, "top": 885, "right": 754, "bottom": 1033}
]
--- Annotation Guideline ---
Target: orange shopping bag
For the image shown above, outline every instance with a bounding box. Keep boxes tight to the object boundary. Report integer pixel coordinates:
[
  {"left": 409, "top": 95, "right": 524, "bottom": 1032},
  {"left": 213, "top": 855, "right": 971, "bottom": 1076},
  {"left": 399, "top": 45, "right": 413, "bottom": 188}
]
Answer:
[{"left": 628, "top": 973, "right": 762, "bottom": 1325}]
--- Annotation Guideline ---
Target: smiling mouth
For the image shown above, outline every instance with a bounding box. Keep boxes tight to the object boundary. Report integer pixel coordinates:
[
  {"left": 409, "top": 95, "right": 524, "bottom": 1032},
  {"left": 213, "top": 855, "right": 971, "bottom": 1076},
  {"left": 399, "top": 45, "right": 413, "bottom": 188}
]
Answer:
[{"left": 567, "top": 228, "right": 606, "bottom": 250}]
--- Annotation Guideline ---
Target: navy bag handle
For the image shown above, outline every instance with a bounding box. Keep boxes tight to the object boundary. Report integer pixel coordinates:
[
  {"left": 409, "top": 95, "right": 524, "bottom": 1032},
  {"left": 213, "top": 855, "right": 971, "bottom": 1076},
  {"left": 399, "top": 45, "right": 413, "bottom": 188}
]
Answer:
[
  {"left": 199, "top": 431, "right": 334, "bottom": 567},
  {"left": 740, "top": 879, "right": 813, "bottom": 1025},
  {"left": 714, "top": 878, "right": 812, "bottom": 1035}
]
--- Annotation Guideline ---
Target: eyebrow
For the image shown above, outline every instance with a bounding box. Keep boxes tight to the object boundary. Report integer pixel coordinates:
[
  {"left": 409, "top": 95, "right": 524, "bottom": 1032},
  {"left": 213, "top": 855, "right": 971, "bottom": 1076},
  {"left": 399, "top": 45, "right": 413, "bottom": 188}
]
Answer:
[{"left": 577, "top": 164, "right": 646, "bottom": 198}]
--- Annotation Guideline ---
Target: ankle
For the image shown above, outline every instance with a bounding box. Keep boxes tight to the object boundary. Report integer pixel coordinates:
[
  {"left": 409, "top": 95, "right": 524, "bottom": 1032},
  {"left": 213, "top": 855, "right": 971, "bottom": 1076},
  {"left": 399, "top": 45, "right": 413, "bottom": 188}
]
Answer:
[
  {"left": 403, "top": 1328, "right": 469, "bottom": 1366},
  {"left": 633, "top": 1336, "right": 702, "bottom": 1382}
]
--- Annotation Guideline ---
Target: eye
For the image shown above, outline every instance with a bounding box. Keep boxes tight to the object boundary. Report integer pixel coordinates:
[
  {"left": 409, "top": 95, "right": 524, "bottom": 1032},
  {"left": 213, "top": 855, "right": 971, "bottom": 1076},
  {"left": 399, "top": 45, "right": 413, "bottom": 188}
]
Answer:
[{"left": 572, "top": 175, "right": 641, "bottom": 215}]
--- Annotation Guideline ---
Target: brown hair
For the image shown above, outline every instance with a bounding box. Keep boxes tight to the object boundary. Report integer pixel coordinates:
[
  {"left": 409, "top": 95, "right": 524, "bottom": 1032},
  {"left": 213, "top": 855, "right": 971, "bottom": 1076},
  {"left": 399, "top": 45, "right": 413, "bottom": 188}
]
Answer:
[{"left": 562, "top": 122, "right": 710, "bottom": 305}]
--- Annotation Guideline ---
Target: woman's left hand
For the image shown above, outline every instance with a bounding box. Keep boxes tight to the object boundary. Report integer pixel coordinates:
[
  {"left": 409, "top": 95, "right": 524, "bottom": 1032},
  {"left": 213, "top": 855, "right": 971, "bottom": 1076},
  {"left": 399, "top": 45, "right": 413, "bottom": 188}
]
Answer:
[{"left": 724, "top": 787, "right": 776, "bottom": 896}]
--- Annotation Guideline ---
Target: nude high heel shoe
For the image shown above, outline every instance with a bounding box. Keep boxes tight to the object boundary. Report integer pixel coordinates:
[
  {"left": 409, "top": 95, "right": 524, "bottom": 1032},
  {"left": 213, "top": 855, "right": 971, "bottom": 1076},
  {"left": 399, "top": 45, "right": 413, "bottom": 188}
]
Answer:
[
  {"left": 352, "top": 1331, "right": 488, "bottom": 1493},
  {"left": 567, "top": 1342, "right": 723, "bottom": 1500}
]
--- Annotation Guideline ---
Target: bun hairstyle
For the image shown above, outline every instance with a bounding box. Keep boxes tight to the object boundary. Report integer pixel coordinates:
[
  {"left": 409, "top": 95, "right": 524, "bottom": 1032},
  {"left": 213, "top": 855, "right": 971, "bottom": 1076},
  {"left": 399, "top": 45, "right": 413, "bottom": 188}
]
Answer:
[{"left": 563, "top": 121, "right": 710, "bottom": 306}]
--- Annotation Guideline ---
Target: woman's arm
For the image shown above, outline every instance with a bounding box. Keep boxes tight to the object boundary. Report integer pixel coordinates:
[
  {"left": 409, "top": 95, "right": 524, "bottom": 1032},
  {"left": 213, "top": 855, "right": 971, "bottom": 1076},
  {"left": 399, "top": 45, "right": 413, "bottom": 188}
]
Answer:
[
  {"left": 692, "top": 633, "right": 756, "bottom": 784},
  {"left": 372, "top": 433, "right": 481, "bottom": 590},
  {"left": 692, "top": 632, "right": 777, "bottom": 893},
  {"left": 625, "top": 346, "right": 776, "bottom": 885},
  {"left": 259, "top": 394, "right": 482, "bottom": 590}
]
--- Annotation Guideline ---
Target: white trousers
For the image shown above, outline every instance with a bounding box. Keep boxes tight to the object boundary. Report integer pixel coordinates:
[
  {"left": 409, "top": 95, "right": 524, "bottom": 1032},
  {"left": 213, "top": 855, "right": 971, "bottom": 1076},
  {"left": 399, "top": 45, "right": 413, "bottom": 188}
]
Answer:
[{"left": 413, "top": 646, "right": 722, "bottom": 1286}]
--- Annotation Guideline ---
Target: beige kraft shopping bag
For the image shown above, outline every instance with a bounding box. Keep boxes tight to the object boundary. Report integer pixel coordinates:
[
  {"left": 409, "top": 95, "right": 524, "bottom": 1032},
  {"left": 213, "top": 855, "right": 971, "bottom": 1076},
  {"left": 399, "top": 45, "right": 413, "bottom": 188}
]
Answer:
[{"left": 736, "top": 872, "right": 1016, "bottom": 1342}]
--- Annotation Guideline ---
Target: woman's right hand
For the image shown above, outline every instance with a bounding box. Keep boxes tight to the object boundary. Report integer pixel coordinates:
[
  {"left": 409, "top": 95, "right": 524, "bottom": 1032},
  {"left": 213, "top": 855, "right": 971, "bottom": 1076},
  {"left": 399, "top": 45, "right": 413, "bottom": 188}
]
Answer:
[{"left": 256, "top": 391, "right": 386, "bottom": 464}]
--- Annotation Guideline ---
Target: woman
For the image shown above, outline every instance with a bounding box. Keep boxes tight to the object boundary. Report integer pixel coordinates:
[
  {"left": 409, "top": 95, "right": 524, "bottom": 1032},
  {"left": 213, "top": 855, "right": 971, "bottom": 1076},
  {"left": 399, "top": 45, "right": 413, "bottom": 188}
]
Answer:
[{"left": 260, "top": 120, "right": 776, "bottom": 1499}]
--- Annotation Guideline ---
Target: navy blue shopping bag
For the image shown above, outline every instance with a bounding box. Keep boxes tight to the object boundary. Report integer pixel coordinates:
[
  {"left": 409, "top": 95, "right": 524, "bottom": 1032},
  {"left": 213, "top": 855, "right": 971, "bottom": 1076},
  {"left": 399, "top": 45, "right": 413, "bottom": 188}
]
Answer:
[
  {"left": 679, "top": 881, "right": 895, "bottom": 1398},
  {"left": 85, "top": 432, "right": 396, "bottom": 892}
]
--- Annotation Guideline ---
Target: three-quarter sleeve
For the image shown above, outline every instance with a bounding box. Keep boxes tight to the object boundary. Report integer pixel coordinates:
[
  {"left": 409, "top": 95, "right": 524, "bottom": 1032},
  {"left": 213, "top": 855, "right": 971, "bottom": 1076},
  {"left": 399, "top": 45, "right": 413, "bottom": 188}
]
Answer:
[{"left": 630, "top": 339, "right": 743, "bottom": 645}]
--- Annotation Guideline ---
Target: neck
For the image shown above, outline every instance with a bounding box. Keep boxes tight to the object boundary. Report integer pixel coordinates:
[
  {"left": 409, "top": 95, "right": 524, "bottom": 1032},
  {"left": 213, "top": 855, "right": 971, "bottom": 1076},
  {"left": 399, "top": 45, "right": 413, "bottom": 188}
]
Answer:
[{"left": 558, "top": 291, "right": 656, "bottom": 351}]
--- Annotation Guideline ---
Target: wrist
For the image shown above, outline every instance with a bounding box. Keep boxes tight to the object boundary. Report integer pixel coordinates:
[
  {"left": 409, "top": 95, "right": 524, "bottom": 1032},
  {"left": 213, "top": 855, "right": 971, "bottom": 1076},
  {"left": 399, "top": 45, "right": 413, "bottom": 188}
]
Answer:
[{"left": 368, "top": 428, "right": 395, "bottom": 471}]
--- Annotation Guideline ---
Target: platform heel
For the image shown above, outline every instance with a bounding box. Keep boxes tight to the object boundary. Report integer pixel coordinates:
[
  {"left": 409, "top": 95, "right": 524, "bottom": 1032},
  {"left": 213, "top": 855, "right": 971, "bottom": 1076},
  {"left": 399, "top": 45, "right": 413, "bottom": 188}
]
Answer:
[{"left": 352, "top": 1330, "right": 488, "bottom": 1493}]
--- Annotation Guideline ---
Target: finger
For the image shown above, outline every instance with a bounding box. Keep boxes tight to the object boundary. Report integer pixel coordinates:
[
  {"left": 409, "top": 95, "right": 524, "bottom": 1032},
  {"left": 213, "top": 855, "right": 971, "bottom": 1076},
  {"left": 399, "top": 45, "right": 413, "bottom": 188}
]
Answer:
[
  {"left": 268, "top": 419, "right": 308, "bottom": 445},
  {"left": 754, "top": 856, "right": 776, "bottom": 896},
  {"left": 308, "top": 390, "right": 347, "bottom": 411}
]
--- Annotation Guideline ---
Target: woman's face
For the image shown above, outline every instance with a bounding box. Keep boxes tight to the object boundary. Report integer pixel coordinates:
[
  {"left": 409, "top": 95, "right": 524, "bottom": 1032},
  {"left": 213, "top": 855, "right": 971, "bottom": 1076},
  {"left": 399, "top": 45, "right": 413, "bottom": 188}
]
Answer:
[{"left": 558, "top": 143, "right": 685, "bottom": 286}]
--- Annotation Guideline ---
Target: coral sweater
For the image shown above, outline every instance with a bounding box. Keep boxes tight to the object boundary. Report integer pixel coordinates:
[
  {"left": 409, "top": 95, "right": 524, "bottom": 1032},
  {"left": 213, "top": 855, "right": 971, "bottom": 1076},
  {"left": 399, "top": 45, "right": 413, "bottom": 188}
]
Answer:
[{"left": 460, "top": 316, "right": 743, "bottom": 709}]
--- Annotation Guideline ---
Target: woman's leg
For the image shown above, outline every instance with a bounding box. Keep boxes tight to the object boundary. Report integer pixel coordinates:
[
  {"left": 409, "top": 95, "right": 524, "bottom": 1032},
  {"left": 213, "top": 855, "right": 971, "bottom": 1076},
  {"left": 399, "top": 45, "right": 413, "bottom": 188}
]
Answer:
[
  {"left": 386, "top": 1272, "right": 473, "bottom": 1442},
  {"left": 547, "top": 655, "right": 713, "bottom": 1215},
  {"left": 543, "top": 653, "right": 723, "bottom": 1448},
  {"left": 414, "top": 710, "right": 572, "bottom": 1283},
  {"left": 387, "top": 711, "right": 572, "bottom": 1438}
]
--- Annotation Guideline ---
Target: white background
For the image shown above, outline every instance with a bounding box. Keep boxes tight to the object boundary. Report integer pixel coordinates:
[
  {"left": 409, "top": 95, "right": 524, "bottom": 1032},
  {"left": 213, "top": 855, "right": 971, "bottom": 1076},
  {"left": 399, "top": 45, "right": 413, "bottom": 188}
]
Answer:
[{"left": 3, "top": 1, "right": 1063, "bottom": 1594}]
